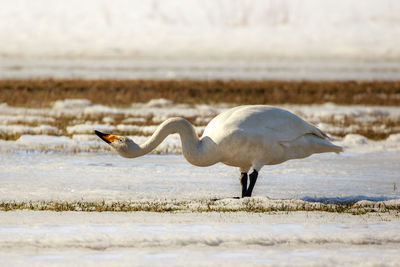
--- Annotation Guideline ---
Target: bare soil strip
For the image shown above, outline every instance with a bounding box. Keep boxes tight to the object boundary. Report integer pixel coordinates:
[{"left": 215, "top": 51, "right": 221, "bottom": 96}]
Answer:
[{"left": 1, "top": 79, "right": 399, "bottom": 107}]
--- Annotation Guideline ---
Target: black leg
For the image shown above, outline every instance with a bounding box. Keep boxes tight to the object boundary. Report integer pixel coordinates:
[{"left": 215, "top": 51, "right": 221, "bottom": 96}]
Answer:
[
  {"left": 240, "top": 172, "right": 248, "bottom": 198},
  {"left": 244, "top": 170, "right": 258, "bottom": 197}
]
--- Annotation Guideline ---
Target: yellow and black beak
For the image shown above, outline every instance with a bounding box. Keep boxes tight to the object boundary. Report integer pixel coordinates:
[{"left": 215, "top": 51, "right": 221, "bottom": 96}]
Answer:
[{"left": 95, "top": 130, "right": 119, "bottom": 144}]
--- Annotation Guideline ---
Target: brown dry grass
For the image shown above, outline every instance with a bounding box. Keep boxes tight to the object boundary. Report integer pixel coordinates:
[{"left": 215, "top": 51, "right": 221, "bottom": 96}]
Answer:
[{"left": 1, "top": 79, "right": 399, "bottom": 107}]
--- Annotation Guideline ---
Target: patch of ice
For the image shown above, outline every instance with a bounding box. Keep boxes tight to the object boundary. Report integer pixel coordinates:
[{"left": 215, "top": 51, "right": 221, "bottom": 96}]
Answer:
[
  {"left": 145, "top": 99, "right": 174, "bottom": 108},
  {"left": 52, "top": 99, "right": 91, "bottom": 110},
  {"left": 72, "top": 134, "right": 99, "bottom": 142},
  {"left": 342, "top": 134, "right": 368, "bottom": 146},
  {"left": 0, "top": 125, "right": 59, "bottom": 135},
  {"left": 16, "top": 135, "right": 74, "bottom": 146},
  {"left": 387, "top": 133, "right": 400, "bottom": 143},
  {"left": 102, "top": 117, "right": 114, "bottom": 124},
  {"left": 10, "top": 135, "right": 109, "bottom": 153},
  {"left": 0, "top": 115, "right": 55, "bottom": 124}
]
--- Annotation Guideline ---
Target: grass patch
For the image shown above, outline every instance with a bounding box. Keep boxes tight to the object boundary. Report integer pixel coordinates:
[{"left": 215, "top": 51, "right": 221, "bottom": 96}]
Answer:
[{"left": 1, "top": 199, "right": 399, "bottom": 214}]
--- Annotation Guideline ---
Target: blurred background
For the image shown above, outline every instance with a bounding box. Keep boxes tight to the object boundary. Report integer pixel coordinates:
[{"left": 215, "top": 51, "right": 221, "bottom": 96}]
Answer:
[{"left": 1, "top": 0, "right": 400, "bottom": 80}]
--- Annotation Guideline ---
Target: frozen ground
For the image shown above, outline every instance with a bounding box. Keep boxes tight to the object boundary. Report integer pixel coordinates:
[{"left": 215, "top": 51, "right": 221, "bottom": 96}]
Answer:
[
  {"left": 0, "top": 137, "right": 399, "bottom": 265},
  {"left": 0, "top": 211, "right": 399, "bottom": 266},
  {"left": 0, "top": 152, "right": 399, "bottom": 204},
  {"left": 0, "top": 100, "right": 399, "bottom": 205},
  {"left": 0, "top": 100, "right": 399, "bottom": 265}
]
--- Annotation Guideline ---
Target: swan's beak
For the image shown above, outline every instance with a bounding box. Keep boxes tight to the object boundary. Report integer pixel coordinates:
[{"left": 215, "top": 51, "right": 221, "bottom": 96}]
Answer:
[{"left": 94, "top": 130, "right": 119, "bottom": 144}]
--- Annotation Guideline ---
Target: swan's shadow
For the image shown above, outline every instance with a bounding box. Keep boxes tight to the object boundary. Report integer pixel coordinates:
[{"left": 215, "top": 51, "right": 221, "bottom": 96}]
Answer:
[
  {"left": 301, "top": 195, "right": 399, "bottom": 205},
  {"left": 210, "top": 195, "right": 399, "bottom": 203},
  {"left": 211, "top": 197, "right": 241, "bottom": 201}
]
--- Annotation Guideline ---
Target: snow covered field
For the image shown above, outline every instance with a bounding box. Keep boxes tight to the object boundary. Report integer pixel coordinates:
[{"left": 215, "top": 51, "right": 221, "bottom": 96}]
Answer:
[
  {"left": 0, "top": 211, "right": 399, "bottom": 266},
  {"left": 1, "top": 0, "right": 400, "bottom": 80},
  {"left": 0, "top": 99, "right": 399, "bottom": 265}
]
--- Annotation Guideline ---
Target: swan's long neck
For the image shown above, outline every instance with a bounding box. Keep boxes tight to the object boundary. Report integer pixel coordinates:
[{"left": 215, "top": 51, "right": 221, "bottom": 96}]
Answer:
[{"left": 132, "top": 118, "right": 219, "bottom": 167}]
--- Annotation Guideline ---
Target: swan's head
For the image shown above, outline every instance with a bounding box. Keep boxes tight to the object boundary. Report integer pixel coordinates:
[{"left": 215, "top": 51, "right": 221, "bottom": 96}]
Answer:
[{"left": 94, "top": 130, "right": 141, "bottom": 158}]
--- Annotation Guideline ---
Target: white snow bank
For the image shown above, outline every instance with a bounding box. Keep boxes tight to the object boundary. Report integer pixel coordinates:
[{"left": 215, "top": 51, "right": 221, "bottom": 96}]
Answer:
[
  {"left": 16, "top": 135, "right": 74, "bottom": 147},
  {"left": 287, "top": 103, "right": 400, "bottom": 124},
  {"left": 0, "top": 125, "right": 59, "bottom": 136},
  {"left": 0, "top": 134, "right": 183, "bottom": 154},
  {"left": 84, "top": 105, "right": 124, "bottom": 117},
  {"left": 71, "top": 134, "right": 99, "bottom": 142},
  {"left": 0, "top": 211, "right": 399, "bottom": 267},
  {"left": 336, "top": 133, "right": 400, "bottom": 152},
  {"left": 10, "top": 135, "right": 109, "bottom": 153},
  {"left": 0, "top": 218, "right": 399, "bottom": 250},
  {"left": 145, "top": 99, "right": 174, "bottom": 108},
  {"left": 341, "top": 134, "right": 368, "bottom": 145},
  {"left": 53, "top": 99, "right": 92, "bottom": 110},
  {"left": 0, "top": 115, "right": 55, "bottom": 124},
  {"left": 1, "top": 0, "right": 400, "bottom": 61},
  {"left": 387, "top": 133, "right": 400, "bottom": 143}
]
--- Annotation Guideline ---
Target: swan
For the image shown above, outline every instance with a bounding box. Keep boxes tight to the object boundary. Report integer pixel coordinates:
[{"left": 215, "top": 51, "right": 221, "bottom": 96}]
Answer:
[{"left": 95, "top": 105, "right": 342, "bottom": 198}]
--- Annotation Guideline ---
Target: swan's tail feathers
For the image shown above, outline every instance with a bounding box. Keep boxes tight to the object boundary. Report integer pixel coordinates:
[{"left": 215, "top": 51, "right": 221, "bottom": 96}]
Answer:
[
  {"left": 320, "top": 140, "right": 343, "bottom": 154},
  {"left": 331, "top": 144, "right": 344, "bottom": 154},
  {"left": 307, "top": 134, "right": 343, "bottom": 154}
]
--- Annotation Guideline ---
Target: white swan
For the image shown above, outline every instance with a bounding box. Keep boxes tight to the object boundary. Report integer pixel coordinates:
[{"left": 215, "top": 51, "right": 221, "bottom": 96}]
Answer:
[{"left": 95, "top": 105, "right": 342, "bottom": 197}]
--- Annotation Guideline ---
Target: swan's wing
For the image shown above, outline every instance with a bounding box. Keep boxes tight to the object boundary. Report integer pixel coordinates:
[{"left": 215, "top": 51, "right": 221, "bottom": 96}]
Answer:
[
  {"left": 233, "top": 106, "right": 327, "bottom": 142},
  {"left": 265, "top": 109, "right": 327, "bottom": 141},
  {"left": 203, "top": 105, "right": 327, "bottom": 144}
]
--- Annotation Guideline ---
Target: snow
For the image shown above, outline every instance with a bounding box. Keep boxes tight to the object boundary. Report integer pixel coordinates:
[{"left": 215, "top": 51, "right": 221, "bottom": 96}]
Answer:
[
  {"left": 341, "top": 134, "right": 369, "bottom": 146},
  {"left": 0, "top": 124, "right": 59, "bottom": 136},
  {"left": 0, "top": 115, "right": 55, "bottom": 124},
  {"left": 145, "top": 99, "right": 174, "bottom": 108},
  {"left": 0, "top": 152, "right": 398, "bottom": 203},
  {"left": 53, "top": 99, "right": 92, "bottom": 110},
  {"left": 1, "top": 0, "right": 399, "bottom": 80},
  {"left": 0, "top": 211, "right": 399, "bottom": 266},
  {"left": 1, "top": 0, "right": 399, "bottom": 61}
]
